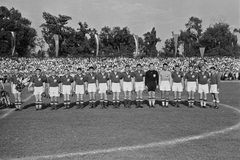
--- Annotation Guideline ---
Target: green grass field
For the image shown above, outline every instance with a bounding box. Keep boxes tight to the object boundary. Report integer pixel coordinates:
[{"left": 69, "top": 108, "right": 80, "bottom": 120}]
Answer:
[{"left": 0, "top": 82, "right": 240, "bottom": 160}]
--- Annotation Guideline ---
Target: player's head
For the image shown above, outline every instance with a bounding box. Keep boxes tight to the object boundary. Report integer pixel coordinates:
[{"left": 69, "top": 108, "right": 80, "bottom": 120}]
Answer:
[
  {"left": 100, "top": 66, "right": 105, "bottom": 72},
  {"left": 14, "top": 68, "right": 19, "bottom": 73},
  {"left": 89, "top": 66, "right": 94, "bottom": 73},
  {"left": 36, "top": 68, "right": 41, "bottom": 75},
  {"left": 149, "top": 63, "right": 154, "bottom": 70},
  {"left": 77, "top": 68, "right": 82, "bottom": 74},
  {"left": 51, "top": 70, "right": 56, "bottom": 76},
  {"left": 136, "top": 64, "right": 142, "bottom": 71},
  {"left": 113, "top": 65, "right": 118, "bottom": 72},
  {"left": 189, "top": 65, "right": 193, "bottom": 72},
  {"left": 163, "top": 63, "right": 168, "bottom": 70},
  {"left": 64, "top": 68, "right": 69, "bottom": 74},
  {"left": 175, "top": 65, "right": 180, "bottom": 72},
  {"left": 210, "top": 66, "right": 216, "bottom": 73},
  {"left": 125, "top": 65, "right": 130, "bottom": 71},
  {"left": 200, "top": 65, "right": 206, "bottom": 72}
]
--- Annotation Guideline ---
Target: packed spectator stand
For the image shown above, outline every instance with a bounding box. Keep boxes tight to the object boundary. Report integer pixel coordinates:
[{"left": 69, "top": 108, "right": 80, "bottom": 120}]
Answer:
[{"left": 0, "top": 56, "right": 239, "bottom": 81}]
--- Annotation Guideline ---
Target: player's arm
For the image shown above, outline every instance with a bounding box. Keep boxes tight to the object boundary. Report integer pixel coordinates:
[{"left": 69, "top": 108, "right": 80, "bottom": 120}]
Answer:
[
  {"left": 169, "top": 72, "right": 173, "bottom": 89},
  {"left": 158, "top": 71, "right": 161, "bottom": 88},
  {"left": 84, "top": 76, "right": 88, "bottom": 92},
  {"left": 120, "top": 73, "right": 123, "bottom": 90},
  {"left": 131, "top": 73, "right": 135, "bottom": 90},
  {"left": 96, "top": 77, "right": 99, "bottom": 91},
  {"left": 184, "top": 75, "right": 188, "bottom": 90},
  {"left": 71, "top": 77, "right": 74, "bottom": 93},
  {"left": 216, "top": 72, "right": 220, "bottom": 91}
]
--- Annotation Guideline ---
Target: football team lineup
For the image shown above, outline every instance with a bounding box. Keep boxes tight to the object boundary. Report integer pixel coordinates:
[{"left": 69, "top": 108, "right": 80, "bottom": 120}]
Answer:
[{"left": 8, "top": 63, "right": 220, "bottom": 111}]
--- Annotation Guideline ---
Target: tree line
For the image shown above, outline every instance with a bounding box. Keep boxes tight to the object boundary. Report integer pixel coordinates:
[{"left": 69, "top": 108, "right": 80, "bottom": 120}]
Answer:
[{"left": 0, "top": 6, "right": 239, "bottom": 57}]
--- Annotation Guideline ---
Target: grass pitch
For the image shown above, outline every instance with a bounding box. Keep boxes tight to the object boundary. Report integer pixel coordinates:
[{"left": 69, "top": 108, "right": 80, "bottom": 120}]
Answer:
[{"left": 0, "top": 82, "right": 240, "bottom": 160}]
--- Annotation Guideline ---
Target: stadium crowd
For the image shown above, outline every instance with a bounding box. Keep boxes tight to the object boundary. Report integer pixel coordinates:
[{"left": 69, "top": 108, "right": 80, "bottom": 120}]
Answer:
[{"left": 0, "top": 56, "right": 240, "bottom": 80}]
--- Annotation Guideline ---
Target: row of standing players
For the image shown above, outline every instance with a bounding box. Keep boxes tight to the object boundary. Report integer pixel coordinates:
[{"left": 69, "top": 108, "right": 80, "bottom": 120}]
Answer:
[{"left": 10, "top": 63, "right": 220, "bottom": 111}]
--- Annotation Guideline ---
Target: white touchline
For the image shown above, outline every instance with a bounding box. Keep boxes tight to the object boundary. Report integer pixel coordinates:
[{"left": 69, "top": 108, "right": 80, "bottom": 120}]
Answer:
[
  {"left": 0, "top": 94, "right": 34, "bottom": 119},
  {"left": 11, "top": 103, "right": 240, "bottom": 160}
]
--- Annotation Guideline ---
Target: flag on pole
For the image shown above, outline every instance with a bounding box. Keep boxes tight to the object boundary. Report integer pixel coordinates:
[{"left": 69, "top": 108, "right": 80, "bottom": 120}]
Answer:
[
  {"left": 199, "top": 47, "right": 205, "bottom": 58},
  {"left": 173, "top": 34, "right": 179, "bottom": 57},
  {"left": 11, "top": 31, "right": 16, "bottom": 56},
  {"left": 178, "top": 43, "right": 184, "bottom": 57},
  {"left": 95, "top": 34, "right": 99, "bottom": 56},
  {"left": 133, "top": 34, "right": 139, "bottom": 56},
  {"left": 53, "top": 34, "right": 59, "bottom": 57}
]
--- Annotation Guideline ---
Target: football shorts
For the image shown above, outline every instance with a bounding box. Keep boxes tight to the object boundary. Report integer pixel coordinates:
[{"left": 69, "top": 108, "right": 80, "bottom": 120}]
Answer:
[
  {"left": 160, "top": 81, "right": 171, "bottom": 91},
  {"left": 198, "top": 84, "right": 209, "bottom": 94},
  {"left": 11, "top": 84, "right": 20, "bottom": 94},
  {"left": 75, "top": 85, "right": 84, "bottom": 94},
  {"left": 135, "top": 81, "right": 144, "bottom": 92},
  {"left": 34, "top": 86, "right": 44, "bottom": 95},
  {"left": 210, "top": 84, "right": 219, "bottom": 94},
  {"left": 49, "top": 87, "right": 59, "bottom": 97},
  {"left": 187, "top": 82, "right": 197, "bottom": 92},
  {"left": 62, "top": 85, "right": 71, "bottom": 95},
  {"left": 123, "top": 82, "right": 132, "bottom": 92},
  {"left": 112, "top": 83, "right": 121, "bottom": 93},
  {"left": 172, "top": 83, "right": 183, "bottom": 92},
  {"left": 99, "top": 83, "right": 108, "bottom": 94},
  {"left": 146, "top": 81, "right": 157, "bottom": 92},
  {"left": 88, "top": 83, "right": 96, "bottom": 93}
]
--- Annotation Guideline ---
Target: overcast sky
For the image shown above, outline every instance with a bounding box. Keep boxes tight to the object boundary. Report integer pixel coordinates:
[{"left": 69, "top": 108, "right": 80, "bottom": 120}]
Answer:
[{"left": 1, "top": 0, "right": 240, "bottom": 49}]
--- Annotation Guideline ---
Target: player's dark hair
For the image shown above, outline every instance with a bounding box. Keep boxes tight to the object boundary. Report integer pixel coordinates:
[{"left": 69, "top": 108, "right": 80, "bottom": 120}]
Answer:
[
  {"left": 136, "top": 64, "right": 142, "bottom": 67},
  {"left": 125, "top": 65, "right": 130, "bottom": 68},
  {"left": 64, "top": 68, "right": 69, "bottom": 71},
  {"left": 163, "top": 63, "right": 168, "bottom": 66},
  {"left": 89, "top": 66, "right": 94, "bottom": 70},
  {"left": 36, "top": 68, "right": 41, "bottom": 72},
  {"left": 149, "top": 63, "right": 154, "bottom": 66},
  {"left": 77, "top": 68, "right": 82, "bottom": 71},
  {"left": 113, "top": 65, "right": 117, "bottom": 68},
  {"left": 210, "top": 66, "right": 216, "bottom": 70}
]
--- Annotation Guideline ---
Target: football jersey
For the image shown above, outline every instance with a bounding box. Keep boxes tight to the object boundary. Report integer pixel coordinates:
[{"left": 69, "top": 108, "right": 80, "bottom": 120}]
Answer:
[
  {"left": 121, "top": 71, "right": 133, "bottom": 82},
  {"left": 61, "top": 75, "right": 74, "bottom": 85},
  {"left": 159, "top": 70, "right": 171, "bottom": 81},
  {"left": 172, "top": 71, "right": 184, "bottom": 83},
  {"left": 47, "top": 76, "right": 60, "bottom": 87},
  {"left": 74, "top": 74, "right": 85, "bottom": 85},
  {"left": 145, "top": 70, "right": 159, "bottom": 85},
  {"left": 109, "top": 72, "right": 122, "bottom": 83},
  {"left": 133, "top": 70, "right": 145, "bottom": 82},
  {"left": 198, "top": 71, "right": 210, "bottom": 85},
  {"left": 184, "top": 72, "right": 198, "bottom": 82},
  {"left": 210, "top": 72, "right": 220, "bottom": 85},
  {"left": 31, "top": 75, "right": 46, "bottom": 87},
  {"left": 97, "top": 72, "right": 109, "bottom": 83},
  {"left": 10, "top": 74, "right": 23, "bottom": 84},
  {"left": 85, "top": 73, "right": 97, "bottom": 84}
]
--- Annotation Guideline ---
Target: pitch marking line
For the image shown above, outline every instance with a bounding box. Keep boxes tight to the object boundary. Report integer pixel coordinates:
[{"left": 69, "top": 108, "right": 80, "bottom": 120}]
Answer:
[
  {"left": 11, "top": 103, "right": 240, "bottom": 160},
  {"left": 0, "top": 94, "right": 34, "bottom": 119}
]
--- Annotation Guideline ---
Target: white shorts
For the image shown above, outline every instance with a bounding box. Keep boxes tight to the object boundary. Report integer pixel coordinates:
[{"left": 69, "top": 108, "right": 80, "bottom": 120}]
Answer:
[
  {"left": 135, "top": 81, "right": 144, "bottom": 92},
  {"left": 210, "top": 84, "right": 219, "bottom": 94},
  {"left": 198, "top": 84, "right": 209, "bottom": 94},
  {"left": 49, "top": 87, "right": 59, "bottom": 97},
  {"left": 160, "top": 81, "right": 171, "bottom": 91},
  {"left": 62, "top": 85, "right": 71, "bottom": 95},
  {"left": 123, "top": 82, "right": 132, "bottom": 92},
  {"left": 12, "top": 84, "right": 20, "bottom": 94},
  {"left": 99, "top": 83, "right": 108, "bottom": 94},
  {"left": 34, "top": 86, "right": 44, "bottom": 95},
  {"left": 88, "top": 83, "right": 96, "bottom": 93},
  {"left": 75, "top": 85, "right": 84, "bottom": 95},
  {"left": 172, "top": 83, "right": 183, "bottom": 92},
  {"left": 112, "top": 83, "right": 121, "bottom": 93},
  {"left": 187, "top": 82, "right": 197, "bottom": 92}
]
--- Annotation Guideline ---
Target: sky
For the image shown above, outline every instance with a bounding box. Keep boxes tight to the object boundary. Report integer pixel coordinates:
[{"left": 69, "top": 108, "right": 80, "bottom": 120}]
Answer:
[{"left": 1, "top": 0, "right": 240, "bottom": 50}]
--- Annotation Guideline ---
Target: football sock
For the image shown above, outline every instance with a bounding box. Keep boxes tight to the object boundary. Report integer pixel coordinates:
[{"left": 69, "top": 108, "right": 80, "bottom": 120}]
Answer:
[
  {"left": 162, "top": 98, "right": 165, "bottom": 106},
  {"left": 166, "top": 98, "right": 169, "bottom": 106}
]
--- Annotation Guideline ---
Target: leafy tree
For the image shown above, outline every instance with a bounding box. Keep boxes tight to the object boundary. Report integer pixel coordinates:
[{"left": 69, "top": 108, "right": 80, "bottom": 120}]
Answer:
[
  {"left": 0, "top": 6, "right": 37, "bottom": 56},
  {"left": 40, "top": 12, "right": 72, "bottom": 57},
  {"left": 200, "top": 22, "right": 238, "bottom": 56},
  {"left": 143, "top": 27, "right": 161, "bottom": 56}
]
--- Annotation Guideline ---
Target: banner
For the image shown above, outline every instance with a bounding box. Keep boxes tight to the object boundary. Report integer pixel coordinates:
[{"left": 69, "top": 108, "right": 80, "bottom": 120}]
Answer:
[
  {"left": 178, "top": 43, "right": 184, "bottom": 57},
  {"left": 95, "top": 34, "right": 99, "bottom": 56},
  {"left": 199, "top": 47, "right": 205, "bottom": 58},
  {"left": 53, "top": 34, "right": 59, "bottom": 57},
  {"left": 133, "top": 34, "right": 139, "bottom": 56},
  {"left": 11, "top": 31, "right": 16, "bottom": 56},
  {"left": 173, "top": 34, "right": 179, "bottom": 57}
]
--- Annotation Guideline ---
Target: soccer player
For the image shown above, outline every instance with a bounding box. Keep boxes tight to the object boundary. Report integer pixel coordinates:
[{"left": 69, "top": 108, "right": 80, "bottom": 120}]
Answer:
[
  {"left": 60, "top": 69, "right": 74, "bottom": 109},
  {"left": 184, "top": 65, "right": 198, "bottom": 108},
  {"left": 97, "top": 66, "right": 109, "bottom": 109},
  {"left": 133, "top": 64, "right": 145, "bottom": 108},
  {"left": 121, "top": 65, "right": 134, "bottom": 108},
  {"left": 109, "top": 65, "right": 122, "bottom": 108},
  {"left": 171, "top": 65, "right": 184, "bottom": 107},
  {"left": 73, "top": 68, "right": 85, "bottom": 109},
  {"left": 10, "top": 68, "right": 22, "bottom": 110},
  {"left": 159, "top": 63, "right": 172, "bottom": 107},
  {"left": 85, "top": 67, "right": 98, "bottom": 109},
  {"left": 28, "top": 69, "right": 46, "bottom": 110},
  {"left": 197, "top": 65, "right": 210, "bottom": 108},
  {"left": 47, "top": 70, "right": 60, "bottom": 110},
  {"left": 145, "top": 63, "right": 159, "bottom": 108},
  {"left": 209, "top": 66, "right": 220, "bottom": 109}
]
